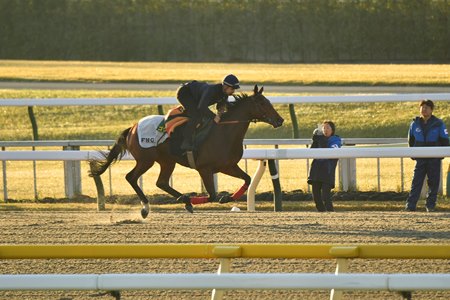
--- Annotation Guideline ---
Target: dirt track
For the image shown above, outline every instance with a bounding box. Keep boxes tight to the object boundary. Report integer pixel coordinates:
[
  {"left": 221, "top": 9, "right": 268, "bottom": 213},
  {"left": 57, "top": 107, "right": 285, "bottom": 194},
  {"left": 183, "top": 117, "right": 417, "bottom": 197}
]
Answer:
[{"left": 1, "top": 209, "right": 450, "bottom": 299}]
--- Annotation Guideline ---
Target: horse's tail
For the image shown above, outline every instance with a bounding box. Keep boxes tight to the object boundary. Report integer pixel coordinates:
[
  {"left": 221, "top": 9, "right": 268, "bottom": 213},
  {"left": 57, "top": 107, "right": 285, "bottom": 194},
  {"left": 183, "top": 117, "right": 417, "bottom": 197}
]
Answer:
[{"left": 88, "top": 127, "right": 131, "bottom": 177}]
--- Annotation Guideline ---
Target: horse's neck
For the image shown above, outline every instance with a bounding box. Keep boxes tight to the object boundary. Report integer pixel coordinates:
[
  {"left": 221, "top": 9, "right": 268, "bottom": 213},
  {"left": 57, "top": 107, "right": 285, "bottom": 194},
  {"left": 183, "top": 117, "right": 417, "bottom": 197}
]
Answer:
[
  {"left": 222, "top": 103, "right": 251, "bottom": 123},
  {"left": 226, "top": 121, "right": 250, "bottom": 141},
  {"left": 218, "top": 105, "right": 251, "bottom": 143}
]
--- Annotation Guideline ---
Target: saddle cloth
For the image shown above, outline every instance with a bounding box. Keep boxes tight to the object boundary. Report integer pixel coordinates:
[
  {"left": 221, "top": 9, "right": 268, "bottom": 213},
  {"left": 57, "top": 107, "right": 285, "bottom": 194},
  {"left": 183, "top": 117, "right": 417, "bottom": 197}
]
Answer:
[
  {"left": 137, "top": 115, "right": 168, "bottom": 148},
  {"left": 164, "top": 105, "right": 189, "bottom": 136}
]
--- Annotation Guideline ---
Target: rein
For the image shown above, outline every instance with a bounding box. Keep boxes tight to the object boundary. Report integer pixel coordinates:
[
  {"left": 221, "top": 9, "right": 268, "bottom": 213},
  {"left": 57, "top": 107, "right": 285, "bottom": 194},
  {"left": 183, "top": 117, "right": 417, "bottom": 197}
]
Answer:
[{"left": 217, "top": 120, "right": 253, "bottom": 125}]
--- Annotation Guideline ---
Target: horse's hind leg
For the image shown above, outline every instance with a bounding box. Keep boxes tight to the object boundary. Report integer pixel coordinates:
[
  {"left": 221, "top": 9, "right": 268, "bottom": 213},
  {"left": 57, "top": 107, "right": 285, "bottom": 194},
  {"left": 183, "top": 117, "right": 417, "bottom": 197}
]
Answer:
[
  {"left": 156, "top": 161, "right": 193, "bottom": 213},
  {"left": 126, "top": 160, "right": 154, "bottom": 219}
]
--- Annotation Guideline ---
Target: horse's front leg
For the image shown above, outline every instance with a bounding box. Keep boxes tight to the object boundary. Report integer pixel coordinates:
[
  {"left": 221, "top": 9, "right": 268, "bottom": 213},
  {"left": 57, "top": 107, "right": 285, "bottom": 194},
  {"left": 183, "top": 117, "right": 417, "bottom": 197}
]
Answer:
[
  {"left": 196, "top": 168, "right": 217, "bottom": 203},
  {"left": 218, "top": 164, "right": 251, "bottom": 204}
]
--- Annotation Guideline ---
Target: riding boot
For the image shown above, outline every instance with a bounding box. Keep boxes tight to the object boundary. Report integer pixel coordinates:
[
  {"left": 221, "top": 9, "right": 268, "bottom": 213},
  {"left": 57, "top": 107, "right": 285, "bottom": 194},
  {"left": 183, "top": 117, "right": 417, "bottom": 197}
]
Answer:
[{"left": 181, "top": 119, "right": 197, "bottom": 151}]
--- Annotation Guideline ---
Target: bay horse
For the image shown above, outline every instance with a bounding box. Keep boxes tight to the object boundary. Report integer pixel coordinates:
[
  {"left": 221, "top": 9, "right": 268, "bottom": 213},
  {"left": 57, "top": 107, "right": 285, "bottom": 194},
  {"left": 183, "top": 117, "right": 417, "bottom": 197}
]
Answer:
[{"left": 89, "top": 85, "right": 284, "bottom": 218}]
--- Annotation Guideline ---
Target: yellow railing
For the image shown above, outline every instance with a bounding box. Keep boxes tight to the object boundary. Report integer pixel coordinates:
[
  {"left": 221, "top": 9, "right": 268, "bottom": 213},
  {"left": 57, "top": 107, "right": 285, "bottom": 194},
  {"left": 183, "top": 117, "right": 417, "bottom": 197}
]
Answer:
[
  {"left": 1, "top": 244, "right": 449, "bottom": 300},
  {"left": 1, "top": 243, "right": 450, "bottom": 259}
]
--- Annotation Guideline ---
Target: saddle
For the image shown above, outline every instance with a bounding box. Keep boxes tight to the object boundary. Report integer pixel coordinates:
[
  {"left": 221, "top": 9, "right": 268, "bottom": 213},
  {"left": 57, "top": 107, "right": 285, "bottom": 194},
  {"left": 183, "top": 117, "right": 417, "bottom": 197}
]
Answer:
[{"left": 164, "top": 105, "right": 215, "bottom": 157}]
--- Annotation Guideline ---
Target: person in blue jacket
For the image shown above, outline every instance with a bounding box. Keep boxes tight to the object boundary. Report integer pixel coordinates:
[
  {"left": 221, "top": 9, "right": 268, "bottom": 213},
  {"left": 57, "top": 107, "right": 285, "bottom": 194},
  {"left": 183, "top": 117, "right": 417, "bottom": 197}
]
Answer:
[
  {"left": 307, "top": 120, "right": 342, "bottom": 212},
  {"left": 405, "top": 99, "right": 449, "bottom": 212},
  {"left": 176, "top": 74, "right": 240, "bottom": 151}
]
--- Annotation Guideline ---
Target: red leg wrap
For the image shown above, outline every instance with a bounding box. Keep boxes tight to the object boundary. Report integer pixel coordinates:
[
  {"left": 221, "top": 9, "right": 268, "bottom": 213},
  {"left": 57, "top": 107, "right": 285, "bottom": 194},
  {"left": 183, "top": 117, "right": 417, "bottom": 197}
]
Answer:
[
  {"left": 232, "top": 184, "right": 249, "bottom": 200},
  {"left": 190, "top": 196, "right": 209, "bottom": 205}
]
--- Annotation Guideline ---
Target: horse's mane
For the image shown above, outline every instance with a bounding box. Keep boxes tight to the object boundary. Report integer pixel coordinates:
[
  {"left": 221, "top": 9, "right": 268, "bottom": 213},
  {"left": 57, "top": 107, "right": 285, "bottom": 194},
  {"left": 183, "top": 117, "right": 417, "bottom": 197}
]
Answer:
[
  {"left": 217, "top": 93, "right": 253, "bottom": 122},
  {"left": 220, "top": 93, "right": 251, "bottom": 117},
  {"left": 227, "top": 93, "right": 252, "bottom": 110},
  {"left": 232, "top": 92, "right": 250, "bottom": 102}
]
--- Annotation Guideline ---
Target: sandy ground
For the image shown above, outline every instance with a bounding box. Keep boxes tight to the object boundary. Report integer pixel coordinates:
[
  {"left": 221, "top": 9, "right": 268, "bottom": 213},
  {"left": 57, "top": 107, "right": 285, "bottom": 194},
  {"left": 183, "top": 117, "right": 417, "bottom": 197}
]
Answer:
[{"left": 1, "top": 209, "right": 449, "bottom": 300}]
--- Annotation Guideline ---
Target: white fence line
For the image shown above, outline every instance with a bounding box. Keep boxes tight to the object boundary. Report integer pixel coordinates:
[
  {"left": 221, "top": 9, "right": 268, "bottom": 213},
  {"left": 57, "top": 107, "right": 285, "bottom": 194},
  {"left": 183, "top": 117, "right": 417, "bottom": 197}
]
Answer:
[
  {"left": 0, "top": 137, "right": 408, "bottom": 147},
  {"left": 1, "top": 273, "right": 450, "bottom": 291},
  {"left": 0, "top": 147, "right": 449, "bottom": 161},
  {"left": 1, "top": 93, "right": 450, "bottom": 106},
  {"left": 1, "top": 147, "right": 449, "bottom": 210},
  {"left": 0, "top": 138, "right": 412, "bottom": 202}
]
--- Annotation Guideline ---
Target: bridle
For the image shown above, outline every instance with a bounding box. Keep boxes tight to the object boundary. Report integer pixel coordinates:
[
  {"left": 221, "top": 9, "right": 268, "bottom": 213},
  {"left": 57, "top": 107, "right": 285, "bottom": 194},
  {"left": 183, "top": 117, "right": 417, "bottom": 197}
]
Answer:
[{"left": 217, "top": 95, "right": 268, "bottom": 125}]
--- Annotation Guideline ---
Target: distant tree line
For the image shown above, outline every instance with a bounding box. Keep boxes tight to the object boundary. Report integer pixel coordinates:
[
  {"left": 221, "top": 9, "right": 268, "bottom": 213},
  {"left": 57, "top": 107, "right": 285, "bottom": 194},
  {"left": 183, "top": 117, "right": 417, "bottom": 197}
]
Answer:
[{"left": 0, "top": 0, "right": 448, "bottom": 63}]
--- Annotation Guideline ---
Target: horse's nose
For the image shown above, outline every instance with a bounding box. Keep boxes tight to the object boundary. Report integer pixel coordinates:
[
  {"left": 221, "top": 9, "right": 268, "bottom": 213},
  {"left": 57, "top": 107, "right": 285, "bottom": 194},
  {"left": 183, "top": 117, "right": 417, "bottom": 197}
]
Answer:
[{"left": 276, "top": 117, "right": 284, "bottom": 127}]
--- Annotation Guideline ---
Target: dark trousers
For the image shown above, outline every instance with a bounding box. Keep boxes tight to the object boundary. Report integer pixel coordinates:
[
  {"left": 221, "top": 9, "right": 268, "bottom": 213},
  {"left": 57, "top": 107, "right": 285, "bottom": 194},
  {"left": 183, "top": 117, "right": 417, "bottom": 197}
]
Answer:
[
  {"left": 406, "top": 158, "right": 441, "bottom": 210},
  {"left": 311, "top": 182, "right": 334, "bottom": 212},
  {"left": 177, "top": 86, "right": 200, "bottom": 150}
]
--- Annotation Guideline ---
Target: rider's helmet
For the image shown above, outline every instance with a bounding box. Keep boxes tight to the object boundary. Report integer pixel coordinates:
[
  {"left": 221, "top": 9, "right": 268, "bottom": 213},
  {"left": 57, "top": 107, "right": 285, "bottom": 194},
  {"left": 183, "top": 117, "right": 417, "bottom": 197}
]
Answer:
[{"left": 222, "top": 74, "right": 240, "bottom": 89}]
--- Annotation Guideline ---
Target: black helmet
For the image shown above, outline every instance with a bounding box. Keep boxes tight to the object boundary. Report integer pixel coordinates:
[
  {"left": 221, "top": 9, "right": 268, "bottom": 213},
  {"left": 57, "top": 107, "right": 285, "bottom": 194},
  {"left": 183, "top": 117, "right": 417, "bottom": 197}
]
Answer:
[{"left": 222, "top": 74, "right": 240, "bottom": 89}]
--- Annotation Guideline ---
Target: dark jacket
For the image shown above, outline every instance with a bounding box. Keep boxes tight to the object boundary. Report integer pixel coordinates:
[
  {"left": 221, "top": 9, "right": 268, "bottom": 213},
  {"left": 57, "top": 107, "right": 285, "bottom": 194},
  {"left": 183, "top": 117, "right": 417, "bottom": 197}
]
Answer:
[
  {"left": 177, "top": 81, "right": 229, "bottom": 119},
  {"left": 307, "top": 134, "right": 342, "bottom": 188}
]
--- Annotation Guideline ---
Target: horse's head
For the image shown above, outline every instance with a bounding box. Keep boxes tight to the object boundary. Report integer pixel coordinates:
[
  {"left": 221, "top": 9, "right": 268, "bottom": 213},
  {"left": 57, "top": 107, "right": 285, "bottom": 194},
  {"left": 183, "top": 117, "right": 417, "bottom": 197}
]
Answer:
[{"left": 248, "top": 85, "right": 284, "bottom": 128}]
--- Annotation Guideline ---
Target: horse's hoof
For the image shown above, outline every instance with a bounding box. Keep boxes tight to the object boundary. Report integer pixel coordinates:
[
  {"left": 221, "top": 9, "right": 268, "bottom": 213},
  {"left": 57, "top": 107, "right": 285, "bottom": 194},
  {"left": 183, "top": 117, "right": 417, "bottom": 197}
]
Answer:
[
  {"left": 218, "top": 195, "right": 234, "bottom": 204},
  {"left": 141, "top": 208, "right": 149, "bottom": 219},
  {"left": 177, "top": 195, "right": 190, "bottom": 205},
  {"left": 185, "top": 203, "right": 194, "bottom": 213}
]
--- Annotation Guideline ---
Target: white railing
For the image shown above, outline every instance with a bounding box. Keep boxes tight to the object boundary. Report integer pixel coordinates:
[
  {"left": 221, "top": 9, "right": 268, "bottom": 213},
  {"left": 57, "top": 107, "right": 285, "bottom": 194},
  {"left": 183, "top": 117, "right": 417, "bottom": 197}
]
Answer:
[
  {"left": 1, "top": 92, "right": 449, "bottom": 201},
  {"left": 0, "top": 138, "right": 409, "bottom": 201},
  {"left": 1, "top": 93, "right": 450, "bottom": 106},
  {"left": 1, "top": 147, "right": 449, "bottom": 161},
  {"left": 1, "top": 243, "right": 450, "bottom": 300},
  {"left": 1, "top": 147, "right": 449, "bottom": 211},
  {"left": 2, "top": 273, "right": 450, "bottom": 291}
]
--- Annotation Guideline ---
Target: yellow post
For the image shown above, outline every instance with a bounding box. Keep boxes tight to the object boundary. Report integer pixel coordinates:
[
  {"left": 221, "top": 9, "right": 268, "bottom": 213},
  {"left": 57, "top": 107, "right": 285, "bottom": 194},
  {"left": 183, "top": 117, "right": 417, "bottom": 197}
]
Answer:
[
  {"left": 329, "top": 246, "right": 356, "bottom": 300},
  {"left": 330, "top": 258, "right": 349, "bottom": 300},
  {"left": 211, "top": 258, "right": 231, "bottom": 300}
]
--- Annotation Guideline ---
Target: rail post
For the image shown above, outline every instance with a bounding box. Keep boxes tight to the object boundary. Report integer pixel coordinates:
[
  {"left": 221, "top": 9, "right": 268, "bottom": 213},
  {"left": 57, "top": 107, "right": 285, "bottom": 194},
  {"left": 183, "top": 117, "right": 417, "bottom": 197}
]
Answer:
[
  {"left": 89, "top": 161, "right": 106, "bottom": 211},
  {"left": 339, "top": 158, "right": 356, "bottom": 192},
  {"left": 63, "top": 145, "right": 82, "bottom": 198},
  {"left": 1, "top": 146, "right": 7, "bottom": 202},
  {"left": 247, "top": 160, "right": 267, "bottom": 212},
  {"left": 329, "top": 246, "right": 358, "bottom": 300},
  {"left": 268, "top": 159, "right": 282, "bottom": 211},
  {"left": 211, "top": 258, "right": 231, "bottom": 300},
  {"left": 288, "top": 104, "right": 299, "bottom": 138},
  {"left": 447, "top": 163, "right": 450, "bottom": 197}
]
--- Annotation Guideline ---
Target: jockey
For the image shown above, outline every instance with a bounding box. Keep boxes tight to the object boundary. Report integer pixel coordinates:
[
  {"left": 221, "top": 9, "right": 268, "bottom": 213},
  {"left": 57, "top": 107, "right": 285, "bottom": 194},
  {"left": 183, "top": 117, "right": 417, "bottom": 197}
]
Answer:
[{"left": 176, "top": 74, "right": 240, "bottom": 151}]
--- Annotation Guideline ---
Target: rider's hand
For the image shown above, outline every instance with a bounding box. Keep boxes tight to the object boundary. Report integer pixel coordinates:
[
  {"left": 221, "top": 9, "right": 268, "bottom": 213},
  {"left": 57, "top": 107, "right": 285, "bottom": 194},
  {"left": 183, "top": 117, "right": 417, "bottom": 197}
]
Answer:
[{"left": 214, "top": 115, "right": 221, "bottom": 124}]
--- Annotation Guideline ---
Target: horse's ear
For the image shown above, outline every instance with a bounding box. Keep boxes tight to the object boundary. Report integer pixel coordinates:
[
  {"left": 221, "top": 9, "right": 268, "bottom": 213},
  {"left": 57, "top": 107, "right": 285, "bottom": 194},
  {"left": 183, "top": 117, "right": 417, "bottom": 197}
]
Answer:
[
  {"left": 258, "top": 86, "right": 264, "bottom": 94},
  {"left": 253, "top": 85, "right": 258, "bottom": 94}
]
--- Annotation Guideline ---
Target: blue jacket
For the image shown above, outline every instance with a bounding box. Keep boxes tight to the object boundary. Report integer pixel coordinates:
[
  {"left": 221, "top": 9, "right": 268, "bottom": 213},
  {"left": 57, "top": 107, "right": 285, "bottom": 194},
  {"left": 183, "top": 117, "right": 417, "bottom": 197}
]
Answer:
[
  {"left": 307, "top": 135, "right": 342, "bottom": 188},
  {"left": 408, "top": 115, "right": 449, "bottom": 147}
]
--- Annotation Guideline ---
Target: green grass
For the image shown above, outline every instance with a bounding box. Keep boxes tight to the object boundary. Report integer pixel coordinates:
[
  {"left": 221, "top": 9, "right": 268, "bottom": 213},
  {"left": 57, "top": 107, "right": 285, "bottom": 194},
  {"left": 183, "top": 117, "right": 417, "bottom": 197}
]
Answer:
[
  {"left": 0, "top": 60, "right": 449, "bottom": 202},
  {"left": 1, "top": 95, "right": 449, "bottom": 140},
  {"left": 1, "top": 60, "right": 450, "bottom": 86},
  {"left": 1, "top": 60, "right": 449, "bottom": 140}
]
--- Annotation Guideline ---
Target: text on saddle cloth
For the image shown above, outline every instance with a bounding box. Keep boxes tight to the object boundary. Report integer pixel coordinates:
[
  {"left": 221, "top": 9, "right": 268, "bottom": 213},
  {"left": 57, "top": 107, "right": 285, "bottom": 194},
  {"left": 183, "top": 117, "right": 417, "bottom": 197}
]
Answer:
[{"left": 137, "top": 115, "right": 168, "bottom": 148}]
